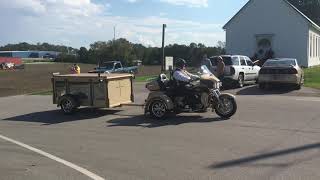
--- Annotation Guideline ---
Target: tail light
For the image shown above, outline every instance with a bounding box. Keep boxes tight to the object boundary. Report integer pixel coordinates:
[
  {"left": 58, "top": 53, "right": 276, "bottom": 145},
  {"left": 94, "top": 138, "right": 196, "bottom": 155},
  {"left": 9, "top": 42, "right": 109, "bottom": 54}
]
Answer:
[{"left": 230, "top": 67, "right": 236, "bottom": 75}]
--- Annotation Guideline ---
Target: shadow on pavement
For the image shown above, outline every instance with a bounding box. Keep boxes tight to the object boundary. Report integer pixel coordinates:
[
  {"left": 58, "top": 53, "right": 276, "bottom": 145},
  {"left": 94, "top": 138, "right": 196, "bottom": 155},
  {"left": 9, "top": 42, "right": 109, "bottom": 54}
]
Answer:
[
  {"left": 3, "top": 108, "right": 121, "bottom": 125},
  {"left": 107, "top": 115, "right": 227, "bottom": 128},
  {"left": 236, "top": 85, "right": 298, "bottom": 95},
  {"left": 209, "top": 142, "right": 320, "bottom": 169}
]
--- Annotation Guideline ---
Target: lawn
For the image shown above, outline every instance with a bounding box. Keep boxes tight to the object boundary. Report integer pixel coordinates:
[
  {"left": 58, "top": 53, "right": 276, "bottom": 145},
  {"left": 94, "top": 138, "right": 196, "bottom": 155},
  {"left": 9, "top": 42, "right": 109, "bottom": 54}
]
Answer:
[
  {"left": 29, "top": 90, "right": 53, "bottom": 96},
  {"left": 134, "top": 72, "right": 173, "bottom": 82},
  {"left": 304, "top": 66, "right": 320, "bottom": 89},
  {"left": 0, "top": 63, "right": 162, "bottom": 97},
  {"left": 135, "top": 75, "right": 158, "bottom": 82},
  {"left": 0, "top": 63, "right": 95, "bottom": 97}
]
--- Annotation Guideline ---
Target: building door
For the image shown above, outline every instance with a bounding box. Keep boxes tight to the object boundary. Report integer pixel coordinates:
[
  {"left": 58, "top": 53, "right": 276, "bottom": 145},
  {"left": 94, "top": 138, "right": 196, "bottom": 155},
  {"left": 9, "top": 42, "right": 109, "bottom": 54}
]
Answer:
[{"left": 255, "top": 34, "right": 274, "bottom": 61}]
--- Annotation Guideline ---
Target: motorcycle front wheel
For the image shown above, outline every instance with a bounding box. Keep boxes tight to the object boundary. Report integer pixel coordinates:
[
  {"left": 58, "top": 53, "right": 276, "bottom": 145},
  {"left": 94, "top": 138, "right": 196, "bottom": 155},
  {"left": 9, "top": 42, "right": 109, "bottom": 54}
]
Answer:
[{"left": 215, "top": 94, "right": 237, "bottom": 119}]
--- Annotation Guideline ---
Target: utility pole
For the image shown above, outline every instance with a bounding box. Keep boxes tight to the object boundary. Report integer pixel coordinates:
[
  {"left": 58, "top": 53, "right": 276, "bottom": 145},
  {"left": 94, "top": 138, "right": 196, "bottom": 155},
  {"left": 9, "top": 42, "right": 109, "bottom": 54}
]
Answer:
[
  {"left": 161, "top": 24, "right": 166, "bottom": 72},
  {"left": 113, "top": 26, "right": 116, "bottom": 42}
]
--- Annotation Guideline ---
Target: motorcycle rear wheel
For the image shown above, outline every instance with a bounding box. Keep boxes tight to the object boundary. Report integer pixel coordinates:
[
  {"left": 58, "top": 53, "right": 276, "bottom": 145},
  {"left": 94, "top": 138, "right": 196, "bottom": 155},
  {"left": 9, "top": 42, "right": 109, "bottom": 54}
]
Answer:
[
  {"left": 215, "top": 94, "right": 237, "bottom": 119},
  {"left": 149, "top": 100, "right": 167, "bottom": 119}
]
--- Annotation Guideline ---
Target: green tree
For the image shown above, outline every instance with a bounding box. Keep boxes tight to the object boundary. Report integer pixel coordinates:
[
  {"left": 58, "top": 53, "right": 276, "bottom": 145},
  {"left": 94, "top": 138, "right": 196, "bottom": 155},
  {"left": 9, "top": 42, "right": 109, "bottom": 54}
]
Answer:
[
  {"left": 0, "top": 39, "right": 226, "bottom": 66},
  {"left": 288, "top": 0, "right": 320, "bottom": 26},
  {"left": 78, "top": 47, "right": 88, "bottom": 63}
]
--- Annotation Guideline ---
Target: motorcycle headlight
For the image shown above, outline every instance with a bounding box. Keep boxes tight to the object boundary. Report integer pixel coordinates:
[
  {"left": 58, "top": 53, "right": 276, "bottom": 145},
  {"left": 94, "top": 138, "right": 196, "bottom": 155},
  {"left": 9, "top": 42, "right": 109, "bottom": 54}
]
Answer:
[{"left": 215, "top": 81, "right": 222, "bottom": 89}]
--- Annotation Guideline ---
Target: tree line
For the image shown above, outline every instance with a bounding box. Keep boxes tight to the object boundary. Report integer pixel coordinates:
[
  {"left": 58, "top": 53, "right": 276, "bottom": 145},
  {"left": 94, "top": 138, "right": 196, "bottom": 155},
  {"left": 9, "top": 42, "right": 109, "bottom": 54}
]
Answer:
[
  {"left": 288, "top": 0, "right": 320, "bottom": 26},
  {"left": 0, "top": 39, "right": 225, "bottom": 66},
  {"left": 0, "top": 42, "right": 78, "bottom": 54}
]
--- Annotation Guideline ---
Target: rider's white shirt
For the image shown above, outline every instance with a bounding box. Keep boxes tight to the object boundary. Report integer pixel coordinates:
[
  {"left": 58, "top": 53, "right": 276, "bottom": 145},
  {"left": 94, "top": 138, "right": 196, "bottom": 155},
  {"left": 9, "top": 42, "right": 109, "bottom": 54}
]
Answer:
[{"left": 173, "top": 70, "right": 198, "bottom": 82}]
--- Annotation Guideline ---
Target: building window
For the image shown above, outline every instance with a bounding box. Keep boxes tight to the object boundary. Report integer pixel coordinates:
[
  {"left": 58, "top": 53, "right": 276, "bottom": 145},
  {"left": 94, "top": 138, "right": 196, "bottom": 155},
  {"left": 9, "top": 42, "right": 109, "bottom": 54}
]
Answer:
[
  {"left": 316, "top": 36, "right": 319, "bottom": 57},
  {"left": 310, "top": 34, "right": 312, "bottom": 57},
  {"left": 314, "top": 34, "right": 316, "bottom": 57},
  {"left": 317, "top": 36, "right": 320, "bottom": 58},
  {"left": 318, "top": 36, "right": 320, "bottom": 58},
  {"left": 316, "top": 36, "right": 318, "bottom": 57}
]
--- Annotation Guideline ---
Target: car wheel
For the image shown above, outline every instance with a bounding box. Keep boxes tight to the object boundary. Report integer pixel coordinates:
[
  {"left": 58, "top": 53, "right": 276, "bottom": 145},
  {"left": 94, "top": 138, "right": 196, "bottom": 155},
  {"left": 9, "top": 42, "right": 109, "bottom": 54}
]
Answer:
[
  {"left": 295, "top": 84, "right": 302, "bottom": 90},
  {"left": 295, "top": 76, "right": 303, "bottom": 90},
  {"left": 259, "top": 83, "right": 266, "bottom": 89},
  {"left": 237, "top": 74, "right": 244, "bottom": 88}
]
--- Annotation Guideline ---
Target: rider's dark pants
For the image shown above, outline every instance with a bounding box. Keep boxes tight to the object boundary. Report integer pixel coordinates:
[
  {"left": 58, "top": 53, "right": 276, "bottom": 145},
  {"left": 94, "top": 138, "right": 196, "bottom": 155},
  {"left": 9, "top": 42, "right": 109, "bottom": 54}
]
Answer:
[{"left": 176, "top": 84, "right": 197, "bottom": 104}]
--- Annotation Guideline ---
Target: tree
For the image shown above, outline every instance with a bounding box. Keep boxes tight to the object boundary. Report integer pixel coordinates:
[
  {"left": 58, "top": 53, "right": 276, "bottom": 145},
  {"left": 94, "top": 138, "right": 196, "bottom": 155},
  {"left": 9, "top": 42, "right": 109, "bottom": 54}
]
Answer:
[
  {"left": 78, "top": 47, "right": 88, "bottom": 63},
  {"left": 0, "top": 39, "right": 226, "bottom": 66},
  {"left": 0, "top": 42, "right": 76, "bottom": 53},
  {"left": 288, "top": 0, "right": 320, "bottom": 26},
  {"left": 217, "top": 41, "right": 226, "bottom": 49}
]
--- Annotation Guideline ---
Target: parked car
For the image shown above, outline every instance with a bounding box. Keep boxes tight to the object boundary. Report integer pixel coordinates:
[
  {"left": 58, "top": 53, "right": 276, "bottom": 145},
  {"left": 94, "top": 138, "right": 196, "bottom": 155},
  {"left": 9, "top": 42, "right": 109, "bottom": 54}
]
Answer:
[
  {"left": 258, "top": 58, "right": 304, "bottom": 89},
  {"left": 88, "top": 61, "right": 138, "bottom": 74},
  {"left": 210, "top": 55, "right": 261, "bottom": 88},
  {"left": 0, "top": 62, "right": 15, "bottom": 70}
]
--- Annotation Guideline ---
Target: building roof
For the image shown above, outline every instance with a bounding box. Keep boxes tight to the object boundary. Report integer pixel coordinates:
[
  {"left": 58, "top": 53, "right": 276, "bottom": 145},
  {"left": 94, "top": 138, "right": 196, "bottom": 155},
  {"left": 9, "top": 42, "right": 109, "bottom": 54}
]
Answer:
[{"left": 223, "top": 0, "right": 320, "bottom": 31}]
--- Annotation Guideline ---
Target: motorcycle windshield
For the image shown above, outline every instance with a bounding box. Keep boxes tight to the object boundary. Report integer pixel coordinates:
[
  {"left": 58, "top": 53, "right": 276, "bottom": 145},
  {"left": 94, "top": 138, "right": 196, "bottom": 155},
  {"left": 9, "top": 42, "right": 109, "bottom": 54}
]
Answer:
[{"left": 200, "top": 65, "right": 212, "bottom": 75}]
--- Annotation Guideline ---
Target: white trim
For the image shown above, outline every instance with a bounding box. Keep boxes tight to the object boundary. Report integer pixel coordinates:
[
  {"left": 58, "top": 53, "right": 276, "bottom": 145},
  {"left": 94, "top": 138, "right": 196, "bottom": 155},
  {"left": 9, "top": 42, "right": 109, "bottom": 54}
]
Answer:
[{"left": 0, "top": 134, "right": 105, "bottom": 180}]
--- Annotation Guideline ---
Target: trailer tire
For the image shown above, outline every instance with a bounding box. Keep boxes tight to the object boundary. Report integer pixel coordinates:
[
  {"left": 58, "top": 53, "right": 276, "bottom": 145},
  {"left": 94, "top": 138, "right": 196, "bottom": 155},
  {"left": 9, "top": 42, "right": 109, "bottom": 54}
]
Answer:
[{"left": 59, "top": 95, "right": 78, "bottom": 114}]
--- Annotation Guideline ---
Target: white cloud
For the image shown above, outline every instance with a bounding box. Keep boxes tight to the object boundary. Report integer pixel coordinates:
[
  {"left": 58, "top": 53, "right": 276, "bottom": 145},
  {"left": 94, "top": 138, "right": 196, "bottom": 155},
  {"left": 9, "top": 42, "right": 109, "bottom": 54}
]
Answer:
[
  {"left": 160, "top": 0, "right": 208, "bottom": 8},
  {"left": 0, "top": 0, "right": 46, "bottom": 14},
  {"left": 63, "top": 0, "right": 90, "bottom": 7},
  {"left": 127, "top": 0, "right": 138, "bottom": 3},
  {"left": 0, "top": 0, "right": 223, "bottom": 48}
]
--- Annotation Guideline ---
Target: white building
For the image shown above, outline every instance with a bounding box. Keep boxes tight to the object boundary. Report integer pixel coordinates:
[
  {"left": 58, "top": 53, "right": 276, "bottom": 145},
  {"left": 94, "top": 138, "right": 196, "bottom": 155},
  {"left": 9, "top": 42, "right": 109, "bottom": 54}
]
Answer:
[{"left": 223, "top": 0, "right": 320, "bottom": 67}]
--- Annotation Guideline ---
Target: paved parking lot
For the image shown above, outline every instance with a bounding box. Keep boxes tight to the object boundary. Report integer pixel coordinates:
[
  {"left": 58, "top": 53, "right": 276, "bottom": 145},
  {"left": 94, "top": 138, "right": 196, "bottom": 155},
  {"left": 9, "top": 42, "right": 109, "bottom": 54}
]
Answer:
[{"left": 0, "top": 84, "right": 320, "bottom": 180}]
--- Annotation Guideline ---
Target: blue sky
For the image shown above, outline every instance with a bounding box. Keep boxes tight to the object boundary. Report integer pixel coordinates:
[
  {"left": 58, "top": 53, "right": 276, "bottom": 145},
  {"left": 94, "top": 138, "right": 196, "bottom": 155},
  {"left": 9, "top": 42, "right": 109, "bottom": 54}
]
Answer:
[{"left": 0, "top": 0, "right": 248, "bottom": 48}]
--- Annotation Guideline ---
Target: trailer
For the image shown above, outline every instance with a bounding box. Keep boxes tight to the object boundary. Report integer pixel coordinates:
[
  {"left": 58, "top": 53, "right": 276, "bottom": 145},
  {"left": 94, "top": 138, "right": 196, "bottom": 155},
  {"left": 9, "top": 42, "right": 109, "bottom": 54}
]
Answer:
[{"left": 52, "top": 73, "right": 134, "bottom": 114}]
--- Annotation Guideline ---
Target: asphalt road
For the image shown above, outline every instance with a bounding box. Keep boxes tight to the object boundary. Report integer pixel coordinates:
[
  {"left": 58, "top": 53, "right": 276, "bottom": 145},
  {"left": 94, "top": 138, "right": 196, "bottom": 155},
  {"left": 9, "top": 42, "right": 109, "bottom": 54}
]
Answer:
[{"left": 0, "top": 84, "right": 320, "bottom": 180}]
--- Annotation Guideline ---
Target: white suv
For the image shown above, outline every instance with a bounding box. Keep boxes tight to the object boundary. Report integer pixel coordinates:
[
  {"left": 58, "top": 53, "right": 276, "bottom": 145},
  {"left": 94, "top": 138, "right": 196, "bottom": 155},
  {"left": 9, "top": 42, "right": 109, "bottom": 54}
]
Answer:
[{"left": 210, "top": 55, "right": 261, "bottom": 87}]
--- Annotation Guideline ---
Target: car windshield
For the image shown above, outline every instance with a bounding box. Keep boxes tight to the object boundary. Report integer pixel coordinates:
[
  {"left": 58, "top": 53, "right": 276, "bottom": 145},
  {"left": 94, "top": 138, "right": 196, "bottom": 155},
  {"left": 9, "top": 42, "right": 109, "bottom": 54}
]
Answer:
[
  {"left": 263, "top": 59, "right": 296, "bottom": 67},
  {"left": 222, "top": 57, "right": 234, "bottom": 65},
  {"left": 210, "top": 56, "right": 236, "bottom": 66},
  {"left": 101, "top": 62, "right": 114, "bottom": 69}
]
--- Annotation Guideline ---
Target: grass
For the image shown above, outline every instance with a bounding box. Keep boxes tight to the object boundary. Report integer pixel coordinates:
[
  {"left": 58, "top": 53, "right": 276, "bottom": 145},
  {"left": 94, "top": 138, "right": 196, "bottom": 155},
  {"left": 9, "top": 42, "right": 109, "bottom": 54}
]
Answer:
[
  {"left": 29, "top": 90, "right": 53, "bottom": 95},
  {"left": 304, "top": 66, "right": 320, "bottom": 89},
  {"left": 0, "top": 63, "right": 96, "bottom": 97},
  {"left": 134, "top": 75, "right": 158, "bottom": 82},
  {"left": 24, "top": 62, "right": 57, "bottom": 64},
  {"left": 134, "top": 72, "right": 172, "bottom": 82}
]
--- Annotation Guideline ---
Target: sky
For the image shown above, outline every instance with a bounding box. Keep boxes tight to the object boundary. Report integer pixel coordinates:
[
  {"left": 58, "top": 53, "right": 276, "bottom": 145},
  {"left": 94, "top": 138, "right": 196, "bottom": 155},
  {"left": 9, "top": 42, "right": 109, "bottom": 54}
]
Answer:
[{"left": 0, "top": 0, "right": 248, "bottom": 48}]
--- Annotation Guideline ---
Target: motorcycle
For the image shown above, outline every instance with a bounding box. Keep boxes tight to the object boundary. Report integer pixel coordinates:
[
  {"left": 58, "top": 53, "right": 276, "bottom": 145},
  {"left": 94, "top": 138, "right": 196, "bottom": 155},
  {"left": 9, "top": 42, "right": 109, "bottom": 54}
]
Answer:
[{"left": 145, "top": 65, "right": 237, "bottom": 119}]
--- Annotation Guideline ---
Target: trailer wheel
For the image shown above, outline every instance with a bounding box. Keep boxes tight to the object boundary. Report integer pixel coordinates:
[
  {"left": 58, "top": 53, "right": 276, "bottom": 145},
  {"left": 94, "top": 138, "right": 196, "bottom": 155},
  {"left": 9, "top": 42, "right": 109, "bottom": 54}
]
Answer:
[{"left": 60, "top": 95, "right": 77, "bottom": 114}]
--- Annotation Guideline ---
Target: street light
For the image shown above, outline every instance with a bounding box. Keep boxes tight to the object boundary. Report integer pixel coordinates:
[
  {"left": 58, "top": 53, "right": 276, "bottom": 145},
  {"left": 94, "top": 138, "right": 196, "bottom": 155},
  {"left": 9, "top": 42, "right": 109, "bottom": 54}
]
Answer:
[{"left": 161, "top": 24, "right": 166, "bottom": 72}]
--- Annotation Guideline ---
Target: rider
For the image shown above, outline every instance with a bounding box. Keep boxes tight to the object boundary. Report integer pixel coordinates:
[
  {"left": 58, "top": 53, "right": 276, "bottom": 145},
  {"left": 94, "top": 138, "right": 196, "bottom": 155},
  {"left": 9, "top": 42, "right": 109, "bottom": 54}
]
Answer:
[
  {"left": 173, "top": 58, "right": 199, "bottom": 84},
  {"left": 173, "top": 59, "right": 200, "bottom": 106}
]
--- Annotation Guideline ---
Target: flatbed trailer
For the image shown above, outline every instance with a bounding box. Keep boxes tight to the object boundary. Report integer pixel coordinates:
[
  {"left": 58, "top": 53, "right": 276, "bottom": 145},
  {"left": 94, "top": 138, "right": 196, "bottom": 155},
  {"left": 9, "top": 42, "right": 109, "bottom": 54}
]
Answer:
[{"left": 52, "top": 73, "right": 134, "bottom": 114}]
